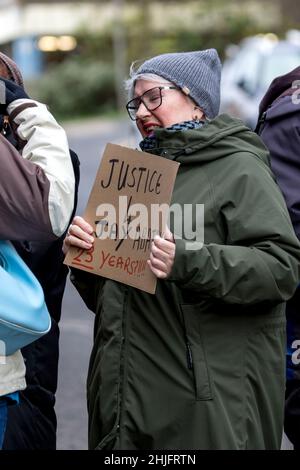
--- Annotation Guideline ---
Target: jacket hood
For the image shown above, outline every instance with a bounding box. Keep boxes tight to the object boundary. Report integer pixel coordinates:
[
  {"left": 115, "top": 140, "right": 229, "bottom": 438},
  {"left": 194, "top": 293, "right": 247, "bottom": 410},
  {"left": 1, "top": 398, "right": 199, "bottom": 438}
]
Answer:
[
  {"left": 0, "top": 52, "right": 24, "bottom": 86},
  {"left": 262, "top": 94, "right": 300, "bottom": 122},
  {"left": 0, "top": 52, "right": 24, "bottom": 144},
  {"left": 151, "top": 113, "right": 270, "bottom": 166},
  {"left": 258, "top": 65, "right": 300, "bottom": 120}
]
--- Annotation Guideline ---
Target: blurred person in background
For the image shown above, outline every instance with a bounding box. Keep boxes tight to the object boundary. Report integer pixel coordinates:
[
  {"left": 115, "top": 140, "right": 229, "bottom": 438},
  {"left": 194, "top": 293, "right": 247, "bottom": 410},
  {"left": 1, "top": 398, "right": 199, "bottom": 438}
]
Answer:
[
  {"left": 0, "top": 52, "right": 79, "bottom": 449},
  {"left": 64, "top": 49, "right": 300, "bottom": 450},
  {"left": 256, "top": 66, "right": 300, "bottom": 450}
]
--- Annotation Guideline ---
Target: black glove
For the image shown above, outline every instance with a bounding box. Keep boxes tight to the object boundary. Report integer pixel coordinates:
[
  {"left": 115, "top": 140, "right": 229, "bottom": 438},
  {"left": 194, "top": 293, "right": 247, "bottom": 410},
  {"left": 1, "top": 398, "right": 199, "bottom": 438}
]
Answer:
[{"left": 0, "top": 78, "right": 29, "bottom": 114}]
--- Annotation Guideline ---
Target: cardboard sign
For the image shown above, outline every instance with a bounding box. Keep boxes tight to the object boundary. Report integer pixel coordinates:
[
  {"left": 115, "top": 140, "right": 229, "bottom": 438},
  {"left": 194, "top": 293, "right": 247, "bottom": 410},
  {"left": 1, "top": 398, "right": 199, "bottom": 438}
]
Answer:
[{"left": 64, "top": 143, "right": 179, "bottom": 294}]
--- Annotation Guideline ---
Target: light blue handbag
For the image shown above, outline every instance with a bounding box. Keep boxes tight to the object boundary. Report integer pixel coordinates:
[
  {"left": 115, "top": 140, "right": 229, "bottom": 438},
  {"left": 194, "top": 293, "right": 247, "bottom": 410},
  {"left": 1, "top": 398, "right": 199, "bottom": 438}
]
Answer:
[{"left": 0, "top": 240, "right": 51, "bottom": 356}]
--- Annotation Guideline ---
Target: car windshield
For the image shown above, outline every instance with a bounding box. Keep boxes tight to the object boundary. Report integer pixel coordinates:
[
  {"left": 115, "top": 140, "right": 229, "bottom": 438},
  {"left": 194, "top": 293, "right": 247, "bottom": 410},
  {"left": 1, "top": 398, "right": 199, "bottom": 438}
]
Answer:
[{"left": 260, "top": 48, "right": 300, "bottom": 90}]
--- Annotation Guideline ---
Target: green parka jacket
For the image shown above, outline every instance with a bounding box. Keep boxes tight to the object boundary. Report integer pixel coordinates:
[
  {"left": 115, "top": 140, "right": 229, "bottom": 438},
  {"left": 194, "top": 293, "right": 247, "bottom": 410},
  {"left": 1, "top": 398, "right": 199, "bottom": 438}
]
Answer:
[{"left": 71, "top": 114, "right": 300, "bottom": 450}]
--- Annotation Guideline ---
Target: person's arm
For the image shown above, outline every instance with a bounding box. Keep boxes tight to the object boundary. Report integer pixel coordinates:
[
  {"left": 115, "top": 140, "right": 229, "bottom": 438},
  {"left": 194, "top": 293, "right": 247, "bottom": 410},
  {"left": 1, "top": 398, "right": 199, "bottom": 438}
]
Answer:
[
  {"left": 0, "top": 78, "right": 75, "bottom": 240},
  {"left": 168, "top": 153, "right": 300, "bottom": 305},
  {"left": 0, "top": 133, "right": 57, "bottom": 241},
  {"left": 7, "top": 98, "right": 75, "bottom": 237}
]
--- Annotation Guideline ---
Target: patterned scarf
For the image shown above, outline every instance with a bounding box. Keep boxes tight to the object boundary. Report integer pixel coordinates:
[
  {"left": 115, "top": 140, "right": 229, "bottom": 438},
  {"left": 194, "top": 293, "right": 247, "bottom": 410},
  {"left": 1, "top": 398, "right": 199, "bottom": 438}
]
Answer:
[{"left": 139, "top": 119, "right": 205, "bottom": 151}]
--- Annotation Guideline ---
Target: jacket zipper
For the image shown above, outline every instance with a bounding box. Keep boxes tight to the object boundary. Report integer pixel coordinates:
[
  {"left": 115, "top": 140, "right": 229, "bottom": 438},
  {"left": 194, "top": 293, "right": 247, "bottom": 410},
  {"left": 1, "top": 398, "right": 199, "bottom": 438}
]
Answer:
[
  {"left": 255, "top": 111, "right": 267, "bottom": 133},
  {"left": 186, "top": 340, "right": 193, "bottom": 370},
  {"left": 179, "top": 305, "right": 194, "bottom": 370}
]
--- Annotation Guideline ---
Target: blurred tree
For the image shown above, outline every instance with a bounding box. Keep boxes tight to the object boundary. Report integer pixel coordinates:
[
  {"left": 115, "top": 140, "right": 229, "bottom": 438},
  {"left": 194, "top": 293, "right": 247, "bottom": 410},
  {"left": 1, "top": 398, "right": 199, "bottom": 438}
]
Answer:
[
  {"left": 278, "top": 0, "right": 300, "bottom": 26},
  {"left": 112, "top": 0, "right": 127, "bottom": 109},
  {"left": 28, "top": 58, "right": 116, "bottom": 118},
  {"left": 27, "top": 0, "right": 297, "bottom": 119}
]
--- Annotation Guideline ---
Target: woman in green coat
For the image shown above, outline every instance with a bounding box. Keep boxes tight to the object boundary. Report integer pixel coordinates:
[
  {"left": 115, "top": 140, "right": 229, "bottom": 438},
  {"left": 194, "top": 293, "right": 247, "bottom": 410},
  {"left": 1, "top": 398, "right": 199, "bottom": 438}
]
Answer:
[{"left": 64, "top": 49, "right": 300, "bottom": 449}]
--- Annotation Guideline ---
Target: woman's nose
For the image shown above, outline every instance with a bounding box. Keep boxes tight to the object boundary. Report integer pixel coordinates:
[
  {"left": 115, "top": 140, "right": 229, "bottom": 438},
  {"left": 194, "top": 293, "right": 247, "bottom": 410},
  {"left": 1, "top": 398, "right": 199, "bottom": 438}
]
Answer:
[{"left": 136, "top": 100, "right": 150, "bottom": 120}]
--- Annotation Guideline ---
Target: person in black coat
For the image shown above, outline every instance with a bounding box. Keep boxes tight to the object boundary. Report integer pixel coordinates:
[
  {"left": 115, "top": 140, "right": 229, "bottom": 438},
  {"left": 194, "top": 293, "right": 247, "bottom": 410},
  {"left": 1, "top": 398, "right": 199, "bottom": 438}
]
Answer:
[
  {"left": 0, "top": 52, "right": 80, "bottom": 449},
  {"left": 256, "top": 66, "right": 300, "bottom": 449}
]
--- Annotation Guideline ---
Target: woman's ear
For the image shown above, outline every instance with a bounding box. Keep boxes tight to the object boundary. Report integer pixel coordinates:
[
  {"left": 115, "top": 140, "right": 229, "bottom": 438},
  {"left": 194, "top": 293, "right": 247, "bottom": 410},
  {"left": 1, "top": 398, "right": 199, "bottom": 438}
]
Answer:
[{"left": 192, "top": 106, "right": 205, "bottom": 121}]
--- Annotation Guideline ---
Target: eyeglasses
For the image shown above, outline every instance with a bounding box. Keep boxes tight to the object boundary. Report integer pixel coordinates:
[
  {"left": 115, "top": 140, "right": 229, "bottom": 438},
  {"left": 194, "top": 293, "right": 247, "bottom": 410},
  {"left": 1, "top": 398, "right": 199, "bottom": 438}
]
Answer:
[{"left": 126, "top": 86, "right": 177, "bottom": 120}]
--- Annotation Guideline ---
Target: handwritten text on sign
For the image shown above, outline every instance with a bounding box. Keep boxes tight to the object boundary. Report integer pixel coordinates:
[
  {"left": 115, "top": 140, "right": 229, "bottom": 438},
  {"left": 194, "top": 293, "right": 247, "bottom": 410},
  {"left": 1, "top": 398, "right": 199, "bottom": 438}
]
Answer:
[{"left": 64, "top": 143, "right": 179, "bottom": 294}]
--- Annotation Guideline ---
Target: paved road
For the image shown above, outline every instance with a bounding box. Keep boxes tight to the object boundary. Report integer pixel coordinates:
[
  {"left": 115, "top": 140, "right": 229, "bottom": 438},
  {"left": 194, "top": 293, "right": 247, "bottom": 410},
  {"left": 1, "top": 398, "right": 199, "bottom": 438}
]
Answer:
[{"left": 56, "top": 117, "right": 138, "bottom": 450}]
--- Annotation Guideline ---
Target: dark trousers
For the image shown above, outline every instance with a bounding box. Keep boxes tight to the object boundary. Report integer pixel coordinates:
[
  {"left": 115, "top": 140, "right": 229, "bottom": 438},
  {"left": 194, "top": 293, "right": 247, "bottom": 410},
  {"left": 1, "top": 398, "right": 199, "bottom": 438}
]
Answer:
[{"left": 0, "top": 398, "right": 8, "bottom": 449}]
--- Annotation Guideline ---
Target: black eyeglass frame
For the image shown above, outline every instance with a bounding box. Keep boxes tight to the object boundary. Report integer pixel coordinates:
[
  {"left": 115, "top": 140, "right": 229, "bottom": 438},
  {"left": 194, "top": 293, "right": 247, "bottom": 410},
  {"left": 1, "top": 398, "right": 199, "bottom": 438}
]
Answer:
[{"left": 126, "top": 86, "right": 177, "bottom": 121}]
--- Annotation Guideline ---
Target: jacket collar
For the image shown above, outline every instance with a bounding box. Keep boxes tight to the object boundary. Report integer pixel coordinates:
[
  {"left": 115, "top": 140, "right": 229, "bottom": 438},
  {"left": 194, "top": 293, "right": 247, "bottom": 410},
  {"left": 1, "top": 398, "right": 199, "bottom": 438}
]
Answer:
[
  {"left": 139, "top": 119, "right": 205, "bottom": 156},
  {"left": 139, "top": 114, "right": 248, "bottom": 161}
]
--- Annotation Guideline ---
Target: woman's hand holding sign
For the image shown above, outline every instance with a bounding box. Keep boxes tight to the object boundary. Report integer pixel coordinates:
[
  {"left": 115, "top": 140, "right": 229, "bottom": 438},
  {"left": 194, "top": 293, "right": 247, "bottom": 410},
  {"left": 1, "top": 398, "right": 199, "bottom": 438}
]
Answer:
[
  {"left": 64, "top": 217, "right": 175, "bottom": 280},
  {"left": 148, "top": 226, "right": 175, "bottom": 279},
  {"left": 63, "top": 216, "right": 94, "bottom": 255}
]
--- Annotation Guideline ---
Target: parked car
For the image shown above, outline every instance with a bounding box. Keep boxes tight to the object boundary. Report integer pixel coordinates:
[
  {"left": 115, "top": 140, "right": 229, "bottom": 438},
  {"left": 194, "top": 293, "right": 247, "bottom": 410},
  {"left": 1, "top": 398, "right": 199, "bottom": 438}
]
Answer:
[{"left": 220, "top": 33, "right": 300, "bottom": 129}]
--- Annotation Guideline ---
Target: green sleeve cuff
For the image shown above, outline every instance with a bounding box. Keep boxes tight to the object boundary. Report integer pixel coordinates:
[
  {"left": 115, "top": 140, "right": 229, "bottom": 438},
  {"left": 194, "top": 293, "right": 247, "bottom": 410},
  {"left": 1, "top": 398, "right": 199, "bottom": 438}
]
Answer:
[{"left": 167, "top": 238, "right": 193, "bottom": 283}]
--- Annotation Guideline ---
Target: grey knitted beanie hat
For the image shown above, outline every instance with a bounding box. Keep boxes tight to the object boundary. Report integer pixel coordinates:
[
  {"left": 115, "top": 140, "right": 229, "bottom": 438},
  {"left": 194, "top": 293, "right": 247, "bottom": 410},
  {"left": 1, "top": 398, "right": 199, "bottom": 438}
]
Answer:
[{"left": 136, "top": 49, "right": 222, "bottom": 119}]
